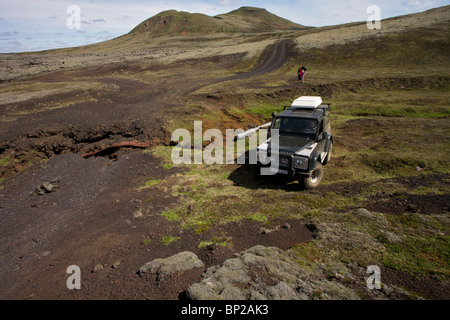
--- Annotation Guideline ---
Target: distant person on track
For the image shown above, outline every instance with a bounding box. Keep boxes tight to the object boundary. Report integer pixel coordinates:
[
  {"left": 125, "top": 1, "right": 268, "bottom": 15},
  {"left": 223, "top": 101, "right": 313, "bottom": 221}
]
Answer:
[{"left": 298, "top": 66, "right": 306, "bottom": 82}]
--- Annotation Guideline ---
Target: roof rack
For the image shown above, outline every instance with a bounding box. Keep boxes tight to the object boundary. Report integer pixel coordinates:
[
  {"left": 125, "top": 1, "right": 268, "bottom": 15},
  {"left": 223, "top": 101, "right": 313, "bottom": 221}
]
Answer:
[{"left": 291, "top": 96, "right": 322, "bottom": 109}]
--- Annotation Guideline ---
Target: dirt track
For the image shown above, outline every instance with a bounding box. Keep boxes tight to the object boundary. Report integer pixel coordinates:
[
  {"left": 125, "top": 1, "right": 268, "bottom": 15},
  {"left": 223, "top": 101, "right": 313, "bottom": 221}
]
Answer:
[
  {"left": 232, "top": 39, "right": 292, "bottom": 79},
  {"left": 0, "top": 39, "right": 292, "bottom": 149}
]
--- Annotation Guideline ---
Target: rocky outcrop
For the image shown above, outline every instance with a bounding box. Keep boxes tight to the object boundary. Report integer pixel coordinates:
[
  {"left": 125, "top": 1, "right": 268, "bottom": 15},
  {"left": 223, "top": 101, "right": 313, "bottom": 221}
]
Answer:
[
  {"left": 186, "top": 245, "right": 359, "bottom": 300},
  {"left": 139, "top": 251, "right": 204, "bottom": 276}
]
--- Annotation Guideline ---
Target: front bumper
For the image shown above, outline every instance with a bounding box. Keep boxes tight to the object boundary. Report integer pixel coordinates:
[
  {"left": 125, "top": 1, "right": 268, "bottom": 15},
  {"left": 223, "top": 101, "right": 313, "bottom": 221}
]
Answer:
[{"left": 257, "top": 151, "right": 311, "bottom": 177}]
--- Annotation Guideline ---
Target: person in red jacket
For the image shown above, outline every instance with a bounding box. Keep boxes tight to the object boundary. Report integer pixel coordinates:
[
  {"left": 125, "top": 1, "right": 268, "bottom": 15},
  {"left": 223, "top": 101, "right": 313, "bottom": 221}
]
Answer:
[{"left": 298, "top": 66, "right": 305, "bottom": 82}]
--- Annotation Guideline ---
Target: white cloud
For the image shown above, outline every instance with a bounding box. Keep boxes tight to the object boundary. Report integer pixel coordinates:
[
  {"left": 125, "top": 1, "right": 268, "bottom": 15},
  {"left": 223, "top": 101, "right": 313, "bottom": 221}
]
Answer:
[{"left": 91, "top": 18, "right": 106, "bottom": 23}]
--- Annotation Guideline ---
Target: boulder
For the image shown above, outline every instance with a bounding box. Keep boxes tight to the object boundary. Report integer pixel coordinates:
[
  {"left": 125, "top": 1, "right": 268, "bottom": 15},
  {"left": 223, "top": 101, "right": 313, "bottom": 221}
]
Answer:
[
  {"left": 186, "top": 245, "right": 360, "bottom": 300},
  {"left": 186, "top": 245, "right": 313, "bottom": 300},
  {"left": 139, "top": 251, "right": 204, "bottom": 276}
]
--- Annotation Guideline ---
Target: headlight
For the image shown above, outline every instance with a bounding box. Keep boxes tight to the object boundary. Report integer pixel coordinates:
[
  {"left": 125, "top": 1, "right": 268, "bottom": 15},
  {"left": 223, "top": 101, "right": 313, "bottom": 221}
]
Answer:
[
  {"left": 280, "top": 157, "right": 289, "bottom": 167},
  {"left": 258, "top": 151, "right": 268, "bottom": 164},
  {"left": 293, "top": 156, "right": 308, "bottom": 170}
]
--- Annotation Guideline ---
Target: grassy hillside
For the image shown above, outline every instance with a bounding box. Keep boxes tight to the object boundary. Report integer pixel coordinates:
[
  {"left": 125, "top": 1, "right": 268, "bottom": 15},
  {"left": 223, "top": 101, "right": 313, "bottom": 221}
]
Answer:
[
  {"left": 217, "top": 6, "right": 308, "bottom": 31},
  {"left": 295, "top": 21, "right": 450, "bottom": 82},
  {"left": 128, "top": 6, "right": 306, "bottom": 37},
  {"left": 68, "top": 6, "right": 306, "bottom": 53},
  {"left": 129, "top": 10, "right": 229, "bottom": 36}
]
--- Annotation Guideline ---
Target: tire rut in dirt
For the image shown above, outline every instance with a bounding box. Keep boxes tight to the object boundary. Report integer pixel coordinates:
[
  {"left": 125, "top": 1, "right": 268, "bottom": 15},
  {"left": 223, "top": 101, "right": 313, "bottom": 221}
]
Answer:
[
  {"left": 245, "top": 39, "right": 291, "bottom": 78},
  {"left": 220, "top": 39, "right": 293, "bottom": 82}
]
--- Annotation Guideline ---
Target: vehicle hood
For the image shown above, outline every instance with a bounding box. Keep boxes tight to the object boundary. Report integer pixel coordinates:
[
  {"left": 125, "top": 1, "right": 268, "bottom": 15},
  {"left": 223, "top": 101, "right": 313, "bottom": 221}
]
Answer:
[{"left": 258, "top": 135, "right": 317, "bottom": 156}]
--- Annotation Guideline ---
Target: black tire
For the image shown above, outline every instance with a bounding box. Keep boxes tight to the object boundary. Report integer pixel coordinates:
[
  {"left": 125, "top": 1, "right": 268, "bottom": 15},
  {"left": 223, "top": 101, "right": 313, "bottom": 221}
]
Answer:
[
  {"left": 300, "top": 162, "right": 324, "bottom": 190},
  {"left": 323, "top": 141, "right": 333, "bottom": 165}
]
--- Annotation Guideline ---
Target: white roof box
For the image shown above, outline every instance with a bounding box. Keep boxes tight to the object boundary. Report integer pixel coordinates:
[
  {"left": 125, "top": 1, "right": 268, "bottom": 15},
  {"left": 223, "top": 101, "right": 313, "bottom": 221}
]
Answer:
[{"left": 291, "top": 96, "right": 322, "bottom": 109}]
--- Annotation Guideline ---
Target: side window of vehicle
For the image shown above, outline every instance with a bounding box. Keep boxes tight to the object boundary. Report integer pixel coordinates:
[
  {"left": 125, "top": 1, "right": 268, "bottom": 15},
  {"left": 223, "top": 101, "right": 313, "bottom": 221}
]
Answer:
[{"left": 273, "top": 118, "right": 281, "bottom": 129}]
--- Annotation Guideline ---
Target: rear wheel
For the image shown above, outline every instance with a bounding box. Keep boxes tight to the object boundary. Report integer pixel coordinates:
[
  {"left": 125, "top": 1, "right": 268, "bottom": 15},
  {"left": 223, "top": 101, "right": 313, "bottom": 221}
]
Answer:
[{"left": 300, "top": 162, "right": 324, "bottom": 190}]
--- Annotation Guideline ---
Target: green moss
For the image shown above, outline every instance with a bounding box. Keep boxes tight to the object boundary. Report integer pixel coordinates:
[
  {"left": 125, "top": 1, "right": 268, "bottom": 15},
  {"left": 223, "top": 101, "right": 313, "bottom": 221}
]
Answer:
[
  {"left": 161, "top": 209, "right": 180, "bottom": 221},
  {"left": 149, "top": 146, "right": 177, "bottom": 170},
  {"left": 398, "top": 212, "right": 423, "bottom": 229},
  {"left": 328, "top": 88, "right": 450, "bottom": 119},
  {"left": 195, "top": 224, "right": 210, "bottom": 234},
  {"left": 250, "top": 213, "right": 268, "bottom": 222},
  {"left": 145, "top": 179, "right": 161, "bottom": 186},
  {"left": 360, "top": 152, "right": 428, "bottom": 175},
  {"left": 161, "top": 236, "right": 181, "bottom": 246},
  {"left": 163, "top": 163, "right": 173, "bottom": 169},
  {"left": 0, "top": 157, "right": 10, "bottom": 166},
  {"left": 380, "top": 236, "right": 450, "bottom": 277},
  {"left": 246, "top": 101, "right": 286, "bottom": 117},
  {"left": 198, "top": 241, "right": 214, "bottom": 248},
  {"left": 198, "top": 236, "right": 231, "bottom": 248}
]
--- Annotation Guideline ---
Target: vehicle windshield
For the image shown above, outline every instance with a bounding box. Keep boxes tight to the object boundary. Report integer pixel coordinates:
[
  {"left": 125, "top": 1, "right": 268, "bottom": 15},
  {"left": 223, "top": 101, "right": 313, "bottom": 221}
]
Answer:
[{"left": 273, "top": 117, "right": 318, "bottom": 135}]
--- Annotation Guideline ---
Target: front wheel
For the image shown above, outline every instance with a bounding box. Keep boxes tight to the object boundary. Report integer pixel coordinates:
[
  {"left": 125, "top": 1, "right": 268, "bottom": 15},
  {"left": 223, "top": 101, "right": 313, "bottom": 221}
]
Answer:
[{"left": 300, "top": 162, "right": 324, "bottom": 190}]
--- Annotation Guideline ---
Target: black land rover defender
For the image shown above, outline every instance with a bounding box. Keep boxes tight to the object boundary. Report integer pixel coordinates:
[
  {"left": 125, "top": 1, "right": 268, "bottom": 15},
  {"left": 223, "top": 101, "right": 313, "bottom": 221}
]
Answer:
[{"left": 256, "top": 96, "right": 333, "bottom": 189}]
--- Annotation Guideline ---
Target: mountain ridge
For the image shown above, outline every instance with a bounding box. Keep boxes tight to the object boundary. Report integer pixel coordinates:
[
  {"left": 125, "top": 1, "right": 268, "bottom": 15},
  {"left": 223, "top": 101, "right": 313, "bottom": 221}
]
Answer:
[{"left": 127, "top": 6, "right": 308, "bottom": 37}]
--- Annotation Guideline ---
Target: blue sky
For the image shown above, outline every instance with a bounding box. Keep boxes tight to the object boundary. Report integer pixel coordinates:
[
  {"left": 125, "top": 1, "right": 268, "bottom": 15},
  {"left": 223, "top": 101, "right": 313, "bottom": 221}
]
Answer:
[{"left": 0, "top": 0, "right": 448, "bottom": 53}]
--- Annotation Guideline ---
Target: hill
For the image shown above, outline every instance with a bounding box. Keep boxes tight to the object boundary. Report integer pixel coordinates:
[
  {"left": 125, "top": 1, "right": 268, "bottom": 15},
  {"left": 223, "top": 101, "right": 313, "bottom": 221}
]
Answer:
[
  {"left": 216, "top": 6, "right": 307, "bottom": 32},
  {"left": 127, "top": 6, "right": 307, "bottom": 37},
  {"left": 71, "top": 6, "right": 308, "bottom": 54}
]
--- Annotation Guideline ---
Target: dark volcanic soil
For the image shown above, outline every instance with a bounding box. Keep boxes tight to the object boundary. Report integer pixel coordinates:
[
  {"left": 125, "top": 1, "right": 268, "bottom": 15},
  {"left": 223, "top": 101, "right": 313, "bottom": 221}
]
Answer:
[{"left": 0, "top": 148, "right": 313, "bottom": 299}]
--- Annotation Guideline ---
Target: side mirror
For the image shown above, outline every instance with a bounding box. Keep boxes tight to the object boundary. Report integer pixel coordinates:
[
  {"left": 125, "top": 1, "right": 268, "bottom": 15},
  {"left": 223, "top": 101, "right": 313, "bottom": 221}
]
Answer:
[
  {"left": 271, "top": 112, "right": 277, "bottom": 119},
  {"left": 320, "top": 132, "right": 328, "bottom": 140}
]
